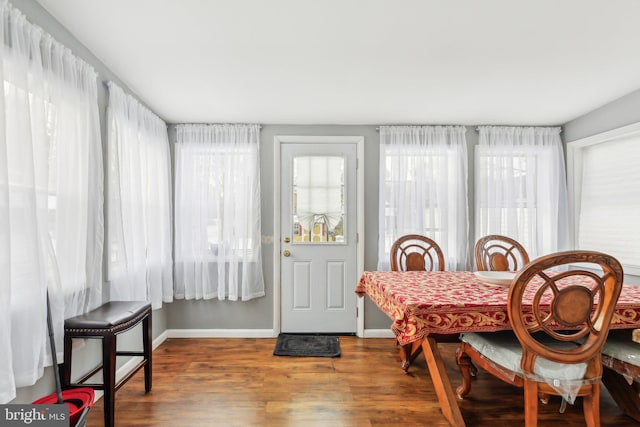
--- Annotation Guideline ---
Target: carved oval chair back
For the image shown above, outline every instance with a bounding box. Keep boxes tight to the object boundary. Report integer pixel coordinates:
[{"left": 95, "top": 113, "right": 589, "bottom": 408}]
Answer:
[
  {"left": 475, "top": 234, "right": 530, "bottom": 272},
  {"left": 390, "top": 234, "right": 445, "bottom": 272}
]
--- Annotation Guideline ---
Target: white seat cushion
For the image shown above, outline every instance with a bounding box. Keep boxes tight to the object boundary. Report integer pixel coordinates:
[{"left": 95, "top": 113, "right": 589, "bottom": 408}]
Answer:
[{"left": 461, "top": 331, "right": 588, "bottom": 382}]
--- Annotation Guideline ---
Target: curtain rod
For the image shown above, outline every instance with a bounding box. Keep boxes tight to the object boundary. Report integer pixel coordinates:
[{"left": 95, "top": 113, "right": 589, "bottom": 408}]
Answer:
[
  {"left": 376, "top": 125, "right": 560, "bottom": 132},
  {"left": 375, "top": 125, "right": 469, "bottom": 132},
  {"left": 475, "top": 126, "right": 562, "bottom": 132},
  {"left": 173, "top": 124, "right": 262, "bottom": 129}
]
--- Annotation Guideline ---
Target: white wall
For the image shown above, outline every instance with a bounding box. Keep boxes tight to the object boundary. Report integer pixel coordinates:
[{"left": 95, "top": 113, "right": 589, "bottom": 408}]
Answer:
[{"left": 563, "top": 87, "right": 640, "bottom": 143}]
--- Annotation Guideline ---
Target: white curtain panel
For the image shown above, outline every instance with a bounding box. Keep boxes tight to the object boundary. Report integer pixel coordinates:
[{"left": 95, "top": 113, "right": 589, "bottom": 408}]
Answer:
[
  {"left": 0, "top": 2, "right": 103, "bottom": 403},
  {"left": 107, "top": 82, "right": 173, "bottom": 309},
  {"left": 475, "top": 126, "right": 568, "bottom": 259},
  {"left": 378, "top": 125, "right": 469, "bottom": 271},
  {"left": 174, "top": 124, "right": 265, "bottom": 301}
]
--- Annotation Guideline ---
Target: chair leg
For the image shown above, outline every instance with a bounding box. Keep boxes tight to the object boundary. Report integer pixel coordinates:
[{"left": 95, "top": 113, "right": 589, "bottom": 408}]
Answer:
[
  {"left": 523, "top": 381, "right": 539, "bottom": 427},
  {"left": 455, "top": 344, "right": 473, "bottom": 398},
  {"left": 583, "top": 384, "right": 601, "bottom": 427},
  {"left": 61, "top": 335, "right": 73, "bottom": 387},
  {"left": 143, "top": 313, "right": 152, "bottom": 392},
  {"left": 103, "top": 333, "right": 117, "bottom": 427},
  {"left": 538, "top": 392, "right": 550, "bottom": 404}
]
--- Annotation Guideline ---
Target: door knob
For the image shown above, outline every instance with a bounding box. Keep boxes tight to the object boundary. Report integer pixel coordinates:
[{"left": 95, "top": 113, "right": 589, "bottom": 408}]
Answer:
[{"left": 283, "top": 250, "right": 291, "bottom": 257}]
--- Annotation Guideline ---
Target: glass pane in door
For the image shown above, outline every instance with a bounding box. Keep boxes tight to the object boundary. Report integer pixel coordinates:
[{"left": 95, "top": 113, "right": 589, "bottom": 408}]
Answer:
[{"left": 292, "top": 156, "right": 345, "bottom": 244}]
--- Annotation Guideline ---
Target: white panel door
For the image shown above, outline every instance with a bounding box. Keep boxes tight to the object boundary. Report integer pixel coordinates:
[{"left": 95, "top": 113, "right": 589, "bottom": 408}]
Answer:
[{"left": 280, "top": 142, "right": 357, "bottom": 333}]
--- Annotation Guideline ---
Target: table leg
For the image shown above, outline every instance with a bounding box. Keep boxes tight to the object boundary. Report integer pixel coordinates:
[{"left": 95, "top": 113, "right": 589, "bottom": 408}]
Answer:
[
  {"left": 400, "top": 334, "right": 466, "bottom": 375},
  {"left": 422, "top": 336, "right": 466, "bottom": 427},
  {"left": 399, "top": 340, "right": 423, "bottom": 373}
]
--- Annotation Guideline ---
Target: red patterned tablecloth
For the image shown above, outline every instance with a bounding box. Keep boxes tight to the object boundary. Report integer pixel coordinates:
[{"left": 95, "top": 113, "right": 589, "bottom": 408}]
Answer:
[{"left": 356, "top": 271, "right": 640, "bottom": 345}]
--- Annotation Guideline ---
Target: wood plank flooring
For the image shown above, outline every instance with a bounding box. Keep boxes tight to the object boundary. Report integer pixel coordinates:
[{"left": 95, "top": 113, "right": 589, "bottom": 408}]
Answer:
[{"left": 86, "top": 337, "right": 639, "bottom": 426}]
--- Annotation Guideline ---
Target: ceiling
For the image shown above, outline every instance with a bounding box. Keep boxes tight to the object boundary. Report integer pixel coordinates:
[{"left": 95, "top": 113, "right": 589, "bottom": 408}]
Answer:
[{"left": 35, "top": 0, "right": 640, "bottom": 126}]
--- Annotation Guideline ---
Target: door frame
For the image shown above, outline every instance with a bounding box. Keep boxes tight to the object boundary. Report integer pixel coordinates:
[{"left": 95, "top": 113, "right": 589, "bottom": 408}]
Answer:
[{"left": 273, "top": 135, "right": 365, "bottom": 337}]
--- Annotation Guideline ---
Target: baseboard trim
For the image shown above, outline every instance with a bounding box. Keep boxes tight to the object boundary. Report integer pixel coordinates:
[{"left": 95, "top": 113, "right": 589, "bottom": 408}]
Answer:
[
  {"left": 153, "top": 330, "right": 169, "bottom": 349},
  {"left": 163, "top": 329, "right": 394, "bottom": 339},
  {"left": 162, "top": 328, "right": 395, "bottom": 339},
  {"left": 166, "top": 329, "right": 277, "bottom": 339},
  {"left": 362, "top": 329, "right": 395, "bottom": 338}
]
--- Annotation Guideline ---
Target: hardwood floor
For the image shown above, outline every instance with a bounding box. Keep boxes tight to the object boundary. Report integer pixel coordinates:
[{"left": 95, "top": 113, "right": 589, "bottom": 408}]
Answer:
[{"left": 85, "top": 337, "right": 638, "bottom": 426}]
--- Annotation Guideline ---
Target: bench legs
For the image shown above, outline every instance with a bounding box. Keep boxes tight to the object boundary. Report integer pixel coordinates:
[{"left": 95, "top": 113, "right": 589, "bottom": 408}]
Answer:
[
  {"left": 103, "top": 333, "right": 117, "bottom": 427},
  {"left": 143, "top": 314, "right": 152, "bottom": 393},
  {"left": 102, "top": 316, "right": 151, "bottom": 427},
  {"left": 61, "top": 307, "right": 152, "bottom": 427}
]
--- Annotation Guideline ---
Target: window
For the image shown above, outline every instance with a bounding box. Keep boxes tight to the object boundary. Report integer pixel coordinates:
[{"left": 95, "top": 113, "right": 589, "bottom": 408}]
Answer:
[
  {"left": 292, "top": 155, "right": 345, "bottom": 244},
  {"left": 568, "top": 123, "right": 640, "bottom": 275},
  {"left": 378, "top": 126, "right": 469, "bottom": 270},
  {"left": 3, "top": 39, "right": 103, "bottom": 305},
  {"left": 176, "top": 145, "right": 258, "bottom": 259},
  {"left": 382, "top": 151, "right": 449, "bottom": 250},
  {"left": 1, "top": 2, "right": 103, "bottom": 403},
  {"left": 173, "top": 124, "right": 265, "bottom": 301},
  {"left": 475, "top": 126, "right": 568, "bottom": 260},
  {"left": 106, "top": 82, "right": 173, "bottom": 308},
  {"left": 475, "top": 150, "right": 538, "bottom": 251}
]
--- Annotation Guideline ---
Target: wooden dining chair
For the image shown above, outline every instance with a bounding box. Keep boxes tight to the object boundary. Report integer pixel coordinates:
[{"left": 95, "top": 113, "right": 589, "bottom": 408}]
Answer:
[
  {"left": 389, "top": 234, "right": 448, "bottom": 361},
  {"left": 456, "top": 250, "right": 624, "bottom": 427},
  {"left": 390, "top": 234, "right": 445, "bottom": 272},
  {"left": 475, "top": 234, "right": 530, "bottom": 272}
]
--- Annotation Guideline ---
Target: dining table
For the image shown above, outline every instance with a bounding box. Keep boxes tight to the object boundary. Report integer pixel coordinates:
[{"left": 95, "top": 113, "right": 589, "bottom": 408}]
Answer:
[{"left": 355, "top": 270, "right": 640, "bottom": 427}]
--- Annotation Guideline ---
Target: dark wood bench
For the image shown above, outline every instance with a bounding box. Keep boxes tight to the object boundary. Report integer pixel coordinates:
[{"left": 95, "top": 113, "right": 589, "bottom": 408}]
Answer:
[{"left": 60, "top": 301, "right": 152, "bottom": 427}]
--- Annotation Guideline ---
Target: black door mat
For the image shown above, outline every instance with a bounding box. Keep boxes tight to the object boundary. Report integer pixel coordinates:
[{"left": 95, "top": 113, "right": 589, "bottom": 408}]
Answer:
[{"left": 273, "top": 334, "right": 341, "bottom": 357}]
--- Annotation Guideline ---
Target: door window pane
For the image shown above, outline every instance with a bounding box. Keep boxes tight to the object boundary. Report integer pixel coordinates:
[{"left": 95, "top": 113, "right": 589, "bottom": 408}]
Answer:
[{"left": 292, "top": 156, "right": 345, "bottom": 244}]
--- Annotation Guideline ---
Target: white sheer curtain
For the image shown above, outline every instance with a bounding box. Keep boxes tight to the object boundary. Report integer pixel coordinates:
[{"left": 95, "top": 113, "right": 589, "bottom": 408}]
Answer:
[
  {"left": 1, "top": 1, "right": 103, "bottom": 403},
  {"left": 378, "top": 125, "right": 469, "bottom": 271},
  {"left": 106, "top": 82, "right": 173, "bottom": 309},
  {"left": 475, "top": 126, "right": 568, "bottom": 259},
  {"left": 174, "top": 124, "right": 265, "bottom": 301}
]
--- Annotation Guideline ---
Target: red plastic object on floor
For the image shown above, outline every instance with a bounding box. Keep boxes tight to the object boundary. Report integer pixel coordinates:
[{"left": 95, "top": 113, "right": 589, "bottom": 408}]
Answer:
[{"left": 33, "top": 388, "right": 94, "bottom": 427}]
